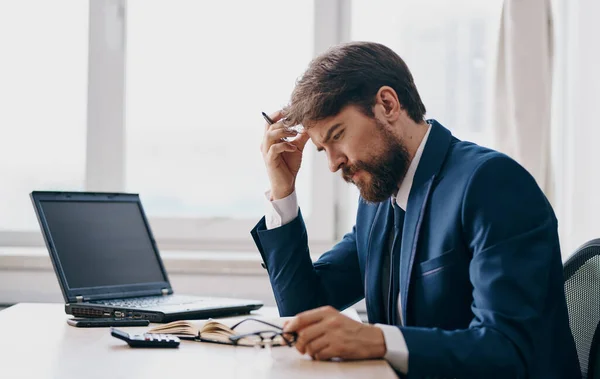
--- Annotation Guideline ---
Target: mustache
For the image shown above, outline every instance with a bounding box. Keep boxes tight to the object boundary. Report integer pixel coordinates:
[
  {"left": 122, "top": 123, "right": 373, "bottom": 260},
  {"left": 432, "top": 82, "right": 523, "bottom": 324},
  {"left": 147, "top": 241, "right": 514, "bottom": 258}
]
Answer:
[{"left": 342, "top": 162, "right": 368, "bottom": 183}]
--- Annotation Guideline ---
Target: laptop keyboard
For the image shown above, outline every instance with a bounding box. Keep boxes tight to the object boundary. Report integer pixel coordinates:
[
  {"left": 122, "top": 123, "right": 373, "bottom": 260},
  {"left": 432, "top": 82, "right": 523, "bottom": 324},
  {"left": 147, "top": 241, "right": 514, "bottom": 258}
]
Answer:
[{"left": 91, "top": 295, "right": 210, "bottom": 308}]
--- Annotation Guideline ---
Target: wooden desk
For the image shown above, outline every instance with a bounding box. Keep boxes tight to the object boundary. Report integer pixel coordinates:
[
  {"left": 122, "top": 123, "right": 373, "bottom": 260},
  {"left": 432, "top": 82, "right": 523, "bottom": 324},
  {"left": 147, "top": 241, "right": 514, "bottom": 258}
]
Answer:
[{"left": 0, "top": 303, "right": 395, "bottom": 379}]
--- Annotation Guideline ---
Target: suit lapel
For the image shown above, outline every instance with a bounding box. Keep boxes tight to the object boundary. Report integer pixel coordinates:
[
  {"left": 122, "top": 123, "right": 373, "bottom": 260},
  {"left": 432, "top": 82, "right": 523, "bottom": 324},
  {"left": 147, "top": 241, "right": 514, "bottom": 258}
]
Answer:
[
  {"left": 399, "top": 177, "right": 435, "bottom": 325},
  {"left": 399, "top": 120, "right": 453, "bottom": 325}
]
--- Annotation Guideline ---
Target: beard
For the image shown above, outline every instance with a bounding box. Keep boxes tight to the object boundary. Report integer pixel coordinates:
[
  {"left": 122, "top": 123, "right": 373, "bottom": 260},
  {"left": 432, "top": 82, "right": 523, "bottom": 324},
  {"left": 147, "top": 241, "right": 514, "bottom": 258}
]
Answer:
[{"left": 341, "top": 120, "right": 410, "bottom": 203}]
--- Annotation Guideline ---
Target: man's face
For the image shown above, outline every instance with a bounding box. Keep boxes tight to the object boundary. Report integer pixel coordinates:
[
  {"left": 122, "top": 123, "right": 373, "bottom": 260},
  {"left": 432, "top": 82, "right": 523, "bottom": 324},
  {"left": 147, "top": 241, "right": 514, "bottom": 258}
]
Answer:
[{"left": 307, "top": 105, "right": 410, "bottom": 203}]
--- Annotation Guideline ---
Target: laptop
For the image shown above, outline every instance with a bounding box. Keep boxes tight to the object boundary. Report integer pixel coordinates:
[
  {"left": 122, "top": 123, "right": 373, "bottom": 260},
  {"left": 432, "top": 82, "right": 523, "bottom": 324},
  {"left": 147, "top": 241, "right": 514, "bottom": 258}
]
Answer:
[{"left": 30, "top": 191, "right": 263, "bottom": 323}]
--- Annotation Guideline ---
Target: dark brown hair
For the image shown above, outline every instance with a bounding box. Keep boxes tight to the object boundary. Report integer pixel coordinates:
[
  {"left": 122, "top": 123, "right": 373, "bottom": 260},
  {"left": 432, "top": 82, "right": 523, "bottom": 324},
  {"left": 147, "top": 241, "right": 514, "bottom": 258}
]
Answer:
[{"left": 283, "top": 41, "right": 426, "bottom": 128}]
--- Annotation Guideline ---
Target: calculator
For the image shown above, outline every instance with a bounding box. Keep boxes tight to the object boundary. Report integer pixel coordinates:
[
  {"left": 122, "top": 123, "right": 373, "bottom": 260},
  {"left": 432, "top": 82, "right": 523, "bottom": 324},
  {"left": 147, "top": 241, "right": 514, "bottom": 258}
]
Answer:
[{"left": 110, "top": 327, "right": 180, "bottom": 348}]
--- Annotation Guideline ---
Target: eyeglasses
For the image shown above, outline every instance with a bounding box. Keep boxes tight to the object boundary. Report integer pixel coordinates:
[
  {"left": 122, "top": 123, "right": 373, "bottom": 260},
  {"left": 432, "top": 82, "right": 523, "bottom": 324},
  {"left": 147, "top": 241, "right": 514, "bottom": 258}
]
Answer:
[{"left": 228, "top": 318, "right": 297, "bottom": 348}]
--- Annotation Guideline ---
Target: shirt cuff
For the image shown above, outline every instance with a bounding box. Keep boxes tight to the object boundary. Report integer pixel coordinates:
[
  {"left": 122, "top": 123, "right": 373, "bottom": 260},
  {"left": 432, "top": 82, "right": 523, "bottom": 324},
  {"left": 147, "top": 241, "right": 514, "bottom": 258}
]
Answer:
[
  {"left": 375, "top": 323, "right": 409, "bottom": 374},
  {"left": 264, "top": 190, "right": 299, "bottom": 230}
]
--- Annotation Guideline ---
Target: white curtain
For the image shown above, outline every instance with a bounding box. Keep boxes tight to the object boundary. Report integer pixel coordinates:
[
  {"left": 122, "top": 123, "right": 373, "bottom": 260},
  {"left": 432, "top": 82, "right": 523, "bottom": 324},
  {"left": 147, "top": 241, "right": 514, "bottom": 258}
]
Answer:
[
  {"left": 495, "top": 0, "right": 600, "bottom": 257},
  {"left": 493, "top": 0, "right": 554, "bottom": 200},
  {"left": 552, "top": 0, "right": 600, "bottom": 256}
]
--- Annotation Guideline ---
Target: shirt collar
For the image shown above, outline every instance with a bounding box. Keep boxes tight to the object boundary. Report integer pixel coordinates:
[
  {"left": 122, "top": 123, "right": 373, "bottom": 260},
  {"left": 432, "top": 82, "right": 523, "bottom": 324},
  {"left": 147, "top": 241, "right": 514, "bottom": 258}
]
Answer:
[{"left": 392, "top": 123, "right": 432, "bottom": 211}]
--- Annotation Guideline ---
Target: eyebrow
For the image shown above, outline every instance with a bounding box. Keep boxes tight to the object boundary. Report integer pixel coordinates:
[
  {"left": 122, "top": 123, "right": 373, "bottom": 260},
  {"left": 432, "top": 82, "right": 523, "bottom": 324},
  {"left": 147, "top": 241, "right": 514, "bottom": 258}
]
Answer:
[{"left": 316, "top": 123, "right": 343, "bottom": 152}]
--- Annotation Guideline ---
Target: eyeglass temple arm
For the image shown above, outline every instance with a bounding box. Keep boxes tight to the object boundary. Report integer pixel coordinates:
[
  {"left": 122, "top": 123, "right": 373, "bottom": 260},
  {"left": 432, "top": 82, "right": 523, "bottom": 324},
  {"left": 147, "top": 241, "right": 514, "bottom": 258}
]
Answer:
[{"left": 230, "top": 317, "right": 284, "bottom": 331}]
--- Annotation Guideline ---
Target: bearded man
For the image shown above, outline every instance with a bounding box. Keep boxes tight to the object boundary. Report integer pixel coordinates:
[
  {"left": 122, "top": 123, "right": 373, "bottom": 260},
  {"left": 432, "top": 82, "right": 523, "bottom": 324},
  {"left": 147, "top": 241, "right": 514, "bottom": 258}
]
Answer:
[{"left": 252, "top": 41, "right": 580, "bottom": 379}]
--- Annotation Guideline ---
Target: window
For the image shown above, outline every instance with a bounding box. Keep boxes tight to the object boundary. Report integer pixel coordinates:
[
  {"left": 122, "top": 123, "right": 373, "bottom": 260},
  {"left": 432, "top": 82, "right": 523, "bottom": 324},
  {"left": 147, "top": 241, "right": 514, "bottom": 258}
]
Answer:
[
  {"left": 0, "top": 0, "right": 501, "bottom": 250},
  {"left": 124, "top": 0, "right": 335, "bottom": 247},
  {"left": 351, "top": 0, "right": 503, "bottom": 146},
  {"left": 0, "top": 0, "right": 335, "bottom": 250},
  {"left": 0, "top": 1, "right": 88, "bottom": 232},
  {"left": 126, "top": 0, "right": 315, "bottom": 220}
]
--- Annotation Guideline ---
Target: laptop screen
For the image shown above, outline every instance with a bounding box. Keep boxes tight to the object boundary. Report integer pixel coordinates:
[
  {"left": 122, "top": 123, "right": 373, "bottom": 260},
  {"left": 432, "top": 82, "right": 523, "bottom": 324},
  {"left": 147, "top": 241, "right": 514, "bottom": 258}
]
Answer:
[{"left": 39, "top": 200, "right": 167, "bottom": 289}]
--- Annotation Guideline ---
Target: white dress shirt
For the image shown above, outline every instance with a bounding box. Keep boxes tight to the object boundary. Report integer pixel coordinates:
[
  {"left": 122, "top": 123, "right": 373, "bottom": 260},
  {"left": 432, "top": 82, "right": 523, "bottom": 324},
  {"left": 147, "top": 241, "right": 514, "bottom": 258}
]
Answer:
[{"left": 264, "top": 124, "right": 432, "bottom": 374}]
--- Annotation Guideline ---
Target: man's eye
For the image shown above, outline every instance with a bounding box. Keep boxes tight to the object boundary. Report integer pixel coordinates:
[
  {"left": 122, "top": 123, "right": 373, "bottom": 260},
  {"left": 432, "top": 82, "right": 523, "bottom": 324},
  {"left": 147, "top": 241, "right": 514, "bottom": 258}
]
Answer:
[{"left": 333, "top": 131, "right": 343, "bottom": 141}]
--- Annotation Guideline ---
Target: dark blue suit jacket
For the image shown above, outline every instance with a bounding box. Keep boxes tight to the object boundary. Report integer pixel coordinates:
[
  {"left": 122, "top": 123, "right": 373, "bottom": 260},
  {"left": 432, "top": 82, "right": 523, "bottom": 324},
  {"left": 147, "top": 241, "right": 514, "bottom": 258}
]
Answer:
[{"left": 251, "top": 121, "right": 580, "bottom": 378}]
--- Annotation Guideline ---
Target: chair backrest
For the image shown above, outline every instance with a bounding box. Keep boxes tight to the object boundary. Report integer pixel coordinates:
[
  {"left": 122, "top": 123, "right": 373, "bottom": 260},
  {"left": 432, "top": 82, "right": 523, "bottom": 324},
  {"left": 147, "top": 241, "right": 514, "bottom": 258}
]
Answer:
[{"left": 564, "top": 238, "right": 600, "bottom": 379}]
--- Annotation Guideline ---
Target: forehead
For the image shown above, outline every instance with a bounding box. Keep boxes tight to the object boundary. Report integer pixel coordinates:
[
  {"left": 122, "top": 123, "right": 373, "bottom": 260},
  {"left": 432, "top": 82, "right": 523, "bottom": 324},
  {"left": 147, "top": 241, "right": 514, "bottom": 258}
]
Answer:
[
  {"left": 306, "top": 105, "right": 368, "bottom": 141},
  {"left": 306, "top": 115, "right": 340, "bottom": 138}
]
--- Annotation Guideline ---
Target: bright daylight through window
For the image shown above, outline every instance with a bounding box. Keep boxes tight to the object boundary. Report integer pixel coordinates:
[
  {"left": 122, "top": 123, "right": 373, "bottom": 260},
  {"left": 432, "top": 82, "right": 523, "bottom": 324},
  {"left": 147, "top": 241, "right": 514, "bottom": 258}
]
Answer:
[
  {"left": 0, "top": 0, "right": 503, "bottom": 249},
  {"left": 0, "top": 1, "right": 88, "bottom": 232},
  {"left": 126, "top": 0, "right": 315, "bottom": 220}
]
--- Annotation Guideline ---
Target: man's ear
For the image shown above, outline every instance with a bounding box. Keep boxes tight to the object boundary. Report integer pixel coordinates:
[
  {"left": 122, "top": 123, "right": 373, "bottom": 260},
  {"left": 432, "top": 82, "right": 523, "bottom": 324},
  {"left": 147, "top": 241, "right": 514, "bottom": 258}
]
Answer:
[{"left": 375, "top": 86, "right": 401, "bottom": 122}]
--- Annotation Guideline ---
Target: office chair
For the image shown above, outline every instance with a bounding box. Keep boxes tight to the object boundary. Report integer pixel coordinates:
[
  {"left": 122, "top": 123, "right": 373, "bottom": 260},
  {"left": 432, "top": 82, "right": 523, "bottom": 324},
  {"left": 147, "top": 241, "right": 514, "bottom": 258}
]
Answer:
[
  {"left": 589, "top": 324, "right": 600, "bottom": 379},
  {"left": 564, "top": 238, "right": 600, "bottom": 379}
]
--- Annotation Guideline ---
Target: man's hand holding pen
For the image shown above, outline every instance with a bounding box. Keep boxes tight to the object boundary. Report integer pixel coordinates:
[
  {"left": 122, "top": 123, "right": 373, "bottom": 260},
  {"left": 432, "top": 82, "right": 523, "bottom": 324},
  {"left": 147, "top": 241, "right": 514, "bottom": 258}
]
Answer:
[{"left": 260, "top": 110, "right": 310, "bottom": 201}]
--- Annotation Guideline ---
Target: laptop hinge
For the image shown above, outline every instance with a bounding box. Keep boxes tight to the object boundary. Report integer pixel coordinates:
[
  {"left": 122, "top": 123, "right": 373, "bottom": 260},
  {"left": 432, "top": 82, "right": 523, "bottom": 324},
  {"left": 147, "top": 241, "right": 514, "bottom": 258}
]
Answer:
[
  {"left": 161, "top": 288, "right": 169, "bottom": 296},
  {"left": 76, "top": 296, "right": 84, "bottom": 303}
]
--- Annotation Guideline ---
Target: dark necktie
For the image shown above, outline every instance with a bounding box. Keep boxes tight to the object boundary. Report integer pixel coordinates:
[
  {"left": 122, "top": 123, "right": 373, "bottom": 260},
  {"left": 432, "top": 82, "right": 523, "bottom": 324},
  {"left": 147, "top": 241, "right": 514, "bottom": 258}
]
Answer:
[{"left": 386, "top": 202, "right": 405, "bottom": 325}]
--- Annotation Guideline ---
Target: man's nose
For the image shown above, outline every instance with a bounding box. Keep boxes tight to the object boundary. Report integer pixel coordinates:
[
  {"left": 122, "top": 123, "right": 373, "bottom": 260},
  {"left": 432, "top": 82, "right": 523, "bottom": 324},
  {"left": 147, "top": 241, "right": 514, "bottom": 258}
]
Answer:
[{"left": 327, "top": 151, "right": 346, "bottom": 173}]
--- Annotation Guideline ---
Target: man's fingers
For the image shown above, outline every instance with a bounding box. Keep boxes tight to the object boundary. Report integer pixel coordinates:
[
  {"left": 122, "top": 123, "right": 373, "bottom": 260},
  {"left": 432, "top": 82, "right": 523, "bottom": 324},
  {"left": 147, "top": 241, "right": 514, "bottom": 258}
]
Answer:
[
  {"left": 304, "top": 335, "right": 330, "bottom": 359},
  {"left": 314, "top": 346, "right": 339, "bottom": 361},
  {"left": 264, "top": 110, "right": 285, "bottom": 130},
  {"left": 296, "top": 321, "right": 328, "bottom": 352},
  {"left": 267, "top": 128, "right": 297, "bottom": 142},
  {"left": 262, "top": 128, "right": 298, "bottom": 155},
  {"left": 264, "top": 120, "right": 287, "bottom": 135},
  {"left": 266, "top": 142, "right": 297, "bottom": 160},
  {"left": 269, "top": 110, "right": 285, "bottom": 123},
  {"left": 291, "top": 131, "right": 311, "bottom": 151},
  {"left": 294, "top": 322, "right": 327, "bottom": 354},
  {"left": 284, "top": 306, "right": 335, "bottom": 333}
]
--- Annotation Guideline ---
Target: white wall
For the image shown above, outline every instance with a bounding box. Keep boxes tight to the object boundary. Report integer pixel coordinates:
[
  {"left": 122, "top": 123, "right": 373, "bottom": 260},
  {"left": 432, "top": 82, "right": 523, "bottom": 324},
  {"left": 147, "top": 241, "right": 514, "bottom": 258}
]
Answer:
[
  {"left": 0, "top": 249, "right": 277, "bottom": 306},
  {"left": 0, "top": 248, "right": 368, "bottom": 312}
]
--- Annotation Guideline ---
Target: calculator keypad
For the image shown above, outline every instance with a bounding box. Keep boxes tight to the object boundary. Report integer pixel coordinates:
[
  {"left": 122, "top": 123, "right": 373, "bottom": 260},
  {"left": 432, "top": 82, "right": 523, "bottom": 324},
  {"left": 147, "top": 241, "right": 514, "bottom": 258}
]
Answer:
[{"left": 111, "top": 328, "right": 180, "bottom": 348}]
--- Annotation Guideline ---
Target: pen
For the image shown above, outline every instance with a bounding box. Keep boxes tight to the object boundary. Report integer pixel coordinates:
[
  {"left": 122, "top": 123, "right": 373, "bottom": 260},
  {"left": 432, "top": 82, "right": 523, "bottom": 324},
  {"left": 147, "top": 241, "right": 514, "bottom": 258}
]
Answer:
[
  {"left": 262, "top": 111, "right": 303, "bottom": 139},
  {"left": 263, "top": 111, "right": 298, "bottom": 143},
  {"left": 262, "top": 112, "right": 274, "bottom": 125}
]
